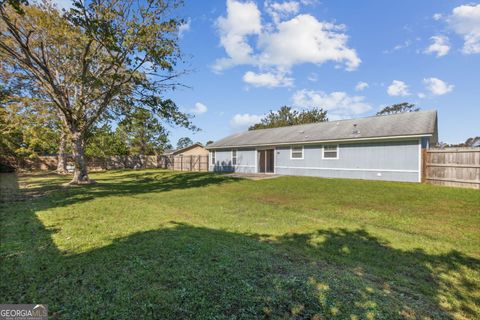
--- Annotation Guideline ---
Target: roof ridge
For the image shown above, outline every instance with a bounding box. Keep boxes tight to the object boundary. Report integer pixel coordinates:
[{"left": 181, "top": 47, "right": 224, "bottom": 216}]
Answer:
[{"left": 245, "top": 109, "right": 437, "bottom": 132}]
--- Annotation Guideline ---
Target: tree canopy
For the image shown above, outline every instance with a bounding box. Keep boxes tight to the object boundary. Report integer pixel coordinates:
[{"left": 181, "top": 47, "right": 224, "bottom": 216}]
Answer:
[
  {"left": 249, "top": 106, "right": 328, "bottom": 130},
  {"left": 376, "top": 103, "right": 419, "bottom": 116},
  {"left": 0, "top": 0, "right": 194, "bottom": 183},
  {"left": 176, "top": 137, "right": 193, "bottom": 150}
]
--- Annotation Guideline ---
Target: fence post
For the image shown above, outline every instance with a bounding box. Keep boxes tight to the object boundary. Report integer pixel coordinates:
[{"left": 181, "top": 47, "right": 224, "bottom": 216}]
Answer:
[{"left": 422, "top": 149, "right": 427, "bottom": 183}]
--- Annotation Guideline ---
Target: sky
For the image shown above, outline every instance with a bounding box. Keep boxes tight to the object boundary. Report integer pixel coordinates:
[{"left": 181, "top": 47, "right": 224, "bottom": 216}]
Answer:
[{"left": 55, "top": 0, "right": 480, "bottom": 145}]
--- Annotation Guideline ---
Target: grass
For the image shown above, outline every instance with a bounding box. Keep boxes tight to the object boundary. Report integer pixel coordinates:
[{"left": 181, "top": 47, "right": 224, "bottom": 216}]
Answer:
[{"left": 0, "top": 169, "right": 479, "bottom": 319}]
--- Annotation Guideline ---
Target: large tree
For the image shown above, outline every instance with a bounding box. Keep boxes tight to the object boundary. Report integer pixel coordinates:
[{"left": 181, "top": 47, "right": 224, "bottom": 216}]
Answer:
[
  {"left": 376, "top": 102, "right": 419, "bottom": 116},
  {"left": 176, "top": 136, "right": 193, "bottom": 149},
  {"left": 249, "top": 106, "right": 328, "bottom": 130},
  {"left": 117, "top": 108, "right": 169, "bottom": 155},
  {"left": 0, "top": 0, "right": 192, "bottom": 184}
]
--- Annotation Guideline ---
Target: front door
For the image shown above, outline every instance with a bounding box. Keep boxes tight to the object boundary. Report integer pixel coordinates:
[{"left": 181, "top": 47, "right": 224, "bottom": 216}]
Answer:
[{"left": 258, "top": 149, "right": 274, "bottom": 173}]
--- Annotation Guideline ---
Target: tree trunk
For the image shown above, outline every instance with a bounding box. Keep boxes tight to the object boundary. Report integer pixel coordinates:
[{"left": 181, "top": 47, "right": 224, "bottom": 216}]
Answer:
[
  {"left": 69, "top": 130, "right": 91, "bottom": 184},
  {"left": 56, "top": 130, "right": 68, "bottom": 175}
]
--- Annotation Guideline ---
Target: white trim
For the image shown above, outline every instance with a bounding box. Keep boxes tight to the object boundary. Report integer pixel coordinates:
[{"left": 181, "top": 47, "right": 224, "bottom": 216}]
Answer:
[
  {"left": 290, "top": 145, "right": 304, "bottom": 160},
  {"left": 275, "top": 166, "right": 418, "bottom": 173},
  {"left": 274, "top": 147, "right": 277, "bottom": 174},
  {"left": 206, "top": 134, "right": 433, "bottom": 149},
  {"left": 418, "top": 138, "right": 422, "bottom": 182},
  {"left": 322, "top": 144, "right": 339, "bottom": 160},
  {"left": 210, "top": 150, "right": 216, "bottom": 165},
  {"left": 255, "top": 148, "right": 258, "bottom": 173}
]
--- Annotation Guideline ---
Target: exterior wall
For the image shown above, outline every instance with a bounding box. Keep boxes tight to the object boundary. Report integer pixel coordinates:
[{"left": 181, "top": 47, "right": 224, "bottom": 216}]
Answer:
[
  {"left": 209, "top": 148, "right": 256, "bottom": 173},
  {"left": 209, "top": 139, "right": 422, "bottom": 182},
  {"left": 175, "top": 145, "right": 209, "bottom": 156}
]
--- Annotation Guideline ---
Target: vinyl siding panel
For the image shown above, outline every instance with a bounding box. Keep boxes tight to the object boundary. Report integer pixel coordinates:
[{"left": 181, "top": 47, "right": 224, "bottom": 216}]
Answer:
[{"left": 209, "top": 140, "right": 421, "bottom": 182}]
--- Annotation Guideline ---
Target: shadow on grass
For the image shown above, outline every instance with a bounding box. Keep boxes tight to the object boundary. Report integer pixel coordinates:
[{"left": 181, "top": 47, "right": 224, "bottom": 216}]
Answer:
[
  {"left": 1, "top": 204, "right": 479, "bottom": 319},
  {"left": 3, "top": 170, "right": 239, "bottom": 210}
]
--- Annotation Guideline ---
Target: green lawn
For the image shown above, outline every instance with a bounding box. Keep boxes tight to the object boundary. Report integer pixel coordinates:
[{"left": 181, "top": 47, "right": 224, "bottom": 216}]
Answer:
[{"left": 1, "top": 170, "right": 479, "bottom": 319}]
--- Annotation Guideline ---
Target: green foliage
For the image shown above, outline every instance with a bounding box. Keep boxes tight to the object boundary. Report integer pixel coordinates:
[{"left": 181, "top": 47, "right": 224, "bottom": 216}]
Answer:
[
  {"left": 176, "top": 136, "right": 193, "bottom": 149},
  {"left": 376, "top": 102, "right": 419, "bottom": 115},
  {"left": 84, "top": 124, "right": 128, "bottom": 157},
  {"left": 117, "top": 108, "right": 169, "bottom": 155},
  {"left": 1, "top": 170, "right": 479, "bottom": 318},
  {"left": 249, "top": 106, "right": 328, "bottom": 130}
]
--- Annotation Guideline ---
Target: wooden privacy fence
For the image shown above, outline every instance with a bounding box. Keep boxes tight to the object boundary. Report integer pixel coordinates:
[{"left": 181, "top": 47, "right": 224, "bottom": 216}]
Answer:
[
  {"left": 0, "top": 155, "right": 209, "bottom": 173},
  {"left": 424, "top": 148, "right": 480, "bottom": 189}
]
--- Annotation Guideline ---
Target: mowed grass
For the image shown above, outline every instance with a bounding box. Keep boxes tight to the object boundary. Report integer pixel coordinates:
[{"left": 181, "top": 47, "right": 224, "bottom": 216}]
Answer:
[{"left": 0, "top": 170, "right": 479, "bottom": 319}]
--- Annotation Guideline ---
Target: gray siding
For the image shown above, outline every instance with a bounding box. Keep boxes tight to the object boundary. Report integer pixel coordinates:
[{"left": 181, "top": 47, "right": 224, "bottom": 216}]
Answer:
[
  {"left": 210, "top": 148, "right": 256, "bottom": 173},
  {"left": 210, "top": 139, "right": 421, "bottom": 182}
]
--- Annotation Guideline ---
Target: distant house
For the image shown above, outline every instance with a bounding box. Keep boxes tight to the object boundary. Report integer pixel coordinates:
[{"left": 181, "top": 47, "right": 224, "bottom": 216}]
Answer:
[
  {"left": 206, "top": 110, "right": 438, "bottom": 183},
  {"left": 167, "top": 143, "right": 209, "bottom": 157}
]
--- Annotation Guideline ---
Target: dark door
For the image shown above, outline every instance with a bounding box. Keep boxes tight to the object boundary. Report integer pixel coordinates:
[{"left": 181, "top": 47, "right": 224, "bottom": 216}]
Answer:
[
  {"left": 258, "top": 150, "right": 266, "bottom": 173},
  {"left": 258, "top": 149, "right": 274, "bottom": 173}
]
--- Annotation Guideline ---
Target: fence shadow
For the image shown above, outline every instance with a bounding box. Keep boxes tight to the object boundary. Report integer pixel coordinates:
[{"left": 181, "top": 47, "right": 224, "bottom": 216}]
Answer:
[{"left": 1, "top": 206, "right": 478, "bottom": 319}]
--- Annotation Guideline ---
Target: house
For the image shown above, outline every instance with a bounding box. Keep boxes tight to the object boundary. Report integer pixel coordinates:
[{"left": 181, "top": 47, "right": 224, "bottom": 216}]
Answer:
[
  {"left": 206, "top": 110, "right": 438, "bottom": 183},
  {"left": 168, "top": 143, "right": 209, "bottom": 157}
]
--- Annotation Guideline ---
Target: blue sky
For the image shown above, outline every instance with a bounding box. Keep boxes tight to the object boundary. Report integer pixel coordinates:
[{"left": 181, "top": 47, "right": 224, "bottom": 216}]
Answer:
[{"left": 57, "top": 0, "right": 480, "bottom": 145}]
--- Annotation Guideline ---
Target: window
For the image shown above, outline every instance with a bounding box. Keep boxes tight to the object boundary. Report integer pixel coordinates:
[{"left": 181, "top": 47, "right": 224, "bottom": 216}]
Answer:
[
  {"left": 323, "top": 145, "right": 338, "bottom": 159},
  {"left": 232, "top": 150, "right": 237, "bottom": 165},
  {"left": 290, "top": 146, "right": 303, "bottom": 159},
  {"left": 211, "top": 151, "right": 216, "bottom": 165}
]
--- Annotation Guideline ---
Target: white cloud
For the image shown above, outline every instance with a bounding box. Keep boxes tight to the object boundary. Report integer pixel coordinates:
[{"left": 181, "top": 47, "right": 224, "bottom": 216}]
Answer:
[
  {"left": 47, "top": 0, "right": 73, "bottom": 11},
  {"left": 423, "top": 77, "right": 454, "bottom": 95},
  {"left": 178, "top": 19, "right": 191, "bottom": 38},
  {"left": 213, "top": 0, "right": 262, "bottom": 72},
  {"left": 214, "top": 1, "right": 360, "bottom": 81},
  {"left": 433, "top": 13, "right": 443, "bottom": 21},
  {"left": 417, "top": 92, "right": 426, "bottom": 99},
  {"left": 448, "top": 4, "right": 480, "bottom": 54},
  {"left": 243, "top": 70, "right": 293, "bottom": 87},
  {"left": 387, "top": 80, "right": 410, "bottom": 96},
  {"left": 355, "top": 81, "right": 369, "bottom": 92},
  {"left": 424, "top": 35, "right": 450, "bottom": 57},
  {"left": 230, "top": 113, "right": 264, "bottom": 128},
  {"left": 190, "top": 102, "right": 208, "bottom": 114},
  {"left": 265, "top": 1, "right": 300, "bottom": 24},
  {"left": 292, "top": 89, "right": 371, "bottom": 118}
]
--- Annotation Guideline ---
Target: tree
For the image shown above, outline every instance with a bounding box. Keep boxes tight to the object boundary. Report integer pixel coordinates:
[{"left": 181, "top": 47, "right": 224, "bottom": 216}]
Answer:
[
  {"left": 376, "top": 103, "right": 419, "bottom": 116},
  {"left": 205, "top": 140, "right": 214, "bottom": 146},
  {"left": 0, "top": 0, "right": 193, "bottom": 184},
  {"left": 249, "top": 106, "right": 328, "bottom": 130},
  {"left": 117, "top": 108, "right": 169, "bottom": 155},
  {"left": 84, "top": 124, "right": 129, "bottom": 157},
  {"left": 176, "top": 137, "right": 193, "bottom": 149}
]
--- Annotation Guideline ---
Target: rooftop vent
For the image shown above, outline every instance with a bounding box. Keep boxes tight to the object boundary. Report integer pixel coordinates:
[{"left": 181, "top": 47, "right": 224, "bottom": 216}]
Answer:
[{"left": 352, "top": 124, "right": 360, "bottom": 135}]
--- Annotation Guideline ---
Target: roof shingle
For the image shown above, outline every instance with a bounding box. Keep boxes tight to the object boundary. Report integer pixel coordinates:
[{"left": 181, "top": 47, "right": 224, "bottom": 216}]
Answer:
[{"left": 208, "top": 110, "right": 437, "bottom": 149}]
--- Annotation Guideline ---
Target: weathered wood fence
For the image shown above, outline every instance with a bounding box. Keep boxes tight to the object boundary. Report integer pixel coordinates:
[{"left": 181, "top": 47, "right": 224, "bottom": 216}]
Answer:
[
  {"left": 0, "top": 155, "right": 209, "bottom": 172},
  {"left": 424, "top": 148, "right": 480, "bottom": 189}
]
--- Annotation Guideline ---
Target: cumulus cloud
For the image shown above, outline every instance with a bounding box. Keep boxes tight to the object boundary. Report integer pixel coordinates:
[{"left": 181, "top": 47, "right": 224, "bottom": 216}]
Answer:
[
  {"left": 355, "top": 81, "right": 369, "bottom": 92},
  {"left": 243, "top": 70, "right": 293, "bottom": 88},
  {"left": 214, "top": 0, "right": 360, "bottom": 87},
  {"left": 214, "top": 0, "right": 262, "bottom": 72},
  {"left": 423, "top": 77, "right": 454, "bottom": 95},
  {"left": 424, "top": 35, "right": 450, "bottom": 57},
  {"left": 448, "top": 4, "right": 480, "bottom": 54},
  {"left": 190, "top": 102, "right": 208, "bottom": 114},
  {"left": 292, "top": 89, "right": 371, "bottom": 118},
  {"left": 230, "top": 113, "right": 264, "bottom": 128},
  {"left": 387, "top": 80, "right": 410, "bottom": 97},
  {"left": 265, "top": 0, "right": 300, "bottom": 24}
]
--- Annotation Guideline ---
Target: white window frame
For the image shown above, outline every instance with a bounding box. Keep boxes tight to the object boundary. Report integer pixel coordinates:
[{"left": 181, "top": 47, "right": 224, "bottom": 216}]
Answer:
[
  {"left": 232, "top": 149, "right": 237, "bottom": 165},
  {"left": 211, "top": 151, "right": 216, "bottom": 165},
  {"left": 290, "top": 145, "right": 304, "bottom": 160},
  {"left": 322, "top": 144, "right": 339, "bottom": 160}
]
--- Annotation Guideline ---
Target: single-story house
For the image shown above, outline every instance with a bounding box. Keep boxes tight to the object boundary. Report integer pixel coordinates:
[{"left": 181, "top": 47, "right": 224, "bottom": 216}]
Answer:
[
  {"left": 164, "top": 143, "right": 209, "bottom": 157},
  {"left": 206, "top": 110, "right": 438, "bottom": 182}
]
